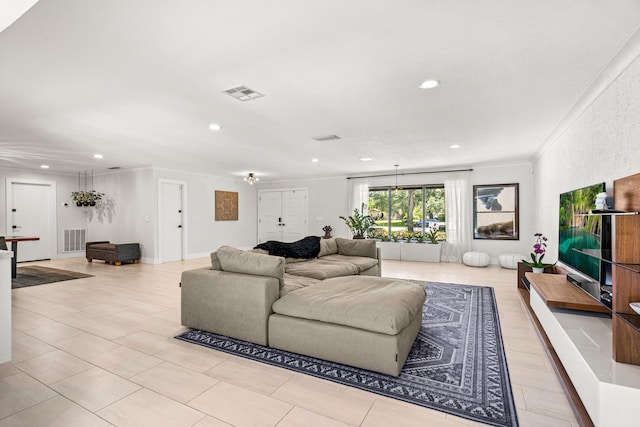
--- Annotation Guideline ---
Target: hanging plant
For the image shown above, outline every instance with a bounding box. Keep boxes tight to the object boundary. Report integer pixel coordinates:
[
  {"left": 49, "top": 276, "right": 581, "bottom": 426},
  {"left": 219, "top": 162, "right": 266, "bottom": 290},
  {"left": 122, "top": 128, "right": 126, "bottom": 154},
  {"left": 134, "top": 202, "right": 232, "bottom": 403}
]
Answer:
[
  {"left": 71, "top": 171, "right": 105, "bottom": 207},
  {"left": 71, "top": 190, "right": 104, "bottom": 207}
]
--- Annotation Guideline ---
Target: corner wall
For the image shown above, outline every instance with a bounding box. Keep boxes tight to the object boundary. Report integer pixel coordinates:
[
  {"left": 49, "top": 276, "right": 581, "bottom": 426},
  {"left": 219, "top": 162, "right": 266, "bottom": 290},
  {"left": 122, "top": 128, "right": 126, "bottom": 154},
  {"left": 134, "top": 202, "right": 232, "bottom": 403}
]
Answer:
[{"left": 534, "top": 54, "right": 640, "bottom": 262}]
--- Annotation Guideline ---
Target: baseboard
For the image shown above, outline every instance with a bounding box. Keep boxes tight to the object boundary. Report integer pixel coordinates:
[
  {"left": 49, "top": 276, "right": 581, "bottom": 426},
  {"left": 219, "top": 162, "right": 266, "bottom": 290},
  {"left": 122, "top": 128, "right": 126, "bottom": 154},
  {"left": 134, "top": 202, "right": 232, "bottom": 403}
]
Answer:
[
  {"left": 185, "top": 252, "right": 209, "bottom": 260},
  {"left": 53, "top": 252, "right": 85, "bottom": 259}
]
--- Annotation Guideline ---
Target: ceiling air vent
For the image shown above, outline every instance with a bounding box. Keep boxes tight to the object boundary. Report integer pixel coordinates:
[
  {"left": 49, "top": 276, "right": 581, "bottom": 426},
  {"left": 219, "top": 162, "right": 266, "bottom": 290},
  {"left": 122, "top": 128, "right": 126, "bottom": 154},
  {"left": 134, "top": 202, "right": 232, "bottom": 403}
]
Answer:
[
  {"left": 222, "top": 85, "right": 264, "bottom": 101},
  {"left": 312, "top": 135, "right": 341, "bottom": 142},
  {"left": 108, "top": 166, "right": 121, "bottom": 170}
]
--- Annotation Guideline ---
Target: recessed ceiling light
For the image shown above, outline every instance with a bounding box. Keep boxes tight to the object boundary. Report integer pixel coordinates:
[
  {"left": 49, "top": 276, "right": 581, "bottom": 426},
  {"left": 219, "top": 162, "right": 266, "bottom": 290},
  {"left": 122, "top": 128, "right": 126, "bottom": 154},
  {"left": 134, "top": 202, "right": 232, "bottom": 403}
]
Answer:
[
  {"left": 450, "top": 144, "right": 461, "bottom": 149},
  {"left": 311, "top": 158, "right": 319, "bottom": 163},
  {"left": 93, "top": 154, "right": 103, "bottom": 159},
  {"left": 419, "top": 79, "right": 440, "bottom": 89},
  {"left": 360, "top": 157, "right": 374, "bottom": 162},
  {"left": 40, "top": 165, "right": 49, "bottom": 169},
  {"left": 208, "top": 123, "right": 222, "bottom": 131}
]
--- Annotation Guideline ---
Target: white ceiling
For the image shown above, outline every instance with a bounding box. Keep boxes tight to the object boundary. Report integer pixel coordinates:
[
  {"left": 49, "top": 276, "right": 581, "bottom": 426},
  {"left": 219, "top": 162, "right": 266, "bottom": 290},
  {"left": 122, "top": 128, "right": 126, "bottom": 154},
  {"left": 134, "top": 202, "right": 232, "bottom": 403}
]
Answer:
[{"left": 1, "top": 1, "right": 640, "bottom": 181}]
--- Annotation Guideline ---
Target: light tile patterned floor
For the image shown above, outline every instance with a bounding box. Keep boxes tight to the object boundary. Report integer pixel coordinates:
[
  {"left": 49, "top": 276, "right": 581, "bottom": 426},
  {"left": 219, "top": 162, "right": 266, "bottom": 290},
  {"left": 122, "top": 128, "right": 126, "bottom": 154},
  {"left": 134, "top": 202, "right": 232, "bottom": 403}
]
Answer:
[{"left": 0, "top": 257, "right": 579, "bottom": 426}]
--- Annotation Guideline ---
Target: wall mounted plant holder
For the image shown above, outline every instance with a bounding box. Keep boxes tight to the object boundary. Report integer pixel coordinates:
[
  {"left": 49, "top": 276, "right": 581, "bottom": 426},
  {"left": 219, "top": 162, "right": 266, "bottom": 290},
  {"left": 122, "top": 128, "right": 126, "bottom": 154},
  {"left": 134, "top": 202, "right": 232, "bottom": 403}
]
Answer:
[{"left": 71, "top": 171, "right": 106, "bottom": 207}]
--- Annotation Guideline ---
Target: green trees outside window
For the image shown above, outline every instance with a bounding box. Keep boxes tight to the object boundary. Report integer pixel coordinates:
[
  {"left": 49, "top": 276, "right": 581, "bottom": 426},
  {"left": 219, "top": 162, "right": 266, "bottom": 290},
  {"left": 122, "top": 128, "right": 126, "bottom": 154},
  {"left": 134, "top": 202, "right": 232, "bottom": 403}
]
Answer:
[{"left": 368, "top": 185, "right": 446, "bottom": 240}]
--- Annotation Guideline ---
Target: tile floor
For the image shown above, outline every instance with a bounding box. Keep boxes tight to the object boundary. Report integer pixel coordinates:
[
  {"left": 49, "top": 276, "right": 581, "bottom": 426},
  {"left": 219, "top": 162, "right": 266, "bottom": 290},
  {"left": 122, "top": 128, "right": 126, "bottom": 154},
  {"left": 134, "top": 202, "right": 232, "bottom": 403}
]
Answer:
[{"left": 0, "top": 257, "right": 579, "bottom": 427}]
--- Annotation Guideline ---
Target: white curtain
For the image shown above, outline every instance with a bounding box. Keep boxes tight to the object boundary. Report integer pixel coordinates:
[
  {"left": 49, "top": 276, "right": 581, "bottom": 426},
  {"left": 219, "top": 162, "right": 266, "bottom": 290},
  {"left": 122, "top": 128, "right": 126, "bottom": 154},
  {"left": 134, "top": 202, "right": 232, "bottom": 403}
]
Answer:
[
  {"left": 348, "top": 178, "right": 369, "bottom": 215},
  {"left": 442, "top": 171, "right": 472, "bottom": 262}
]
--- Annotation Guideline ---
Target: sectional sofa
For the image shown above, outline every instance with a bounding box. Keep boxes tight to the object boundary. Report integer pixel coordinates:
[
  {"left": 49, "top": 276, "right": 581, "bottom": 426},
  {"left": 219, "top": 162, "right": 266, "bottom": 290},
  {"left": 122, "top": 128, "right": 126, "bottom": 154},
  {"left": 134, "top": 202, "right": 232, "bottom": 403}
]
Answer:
[{"left": 180, "top": 237, "right": 426, "bottom": 376}]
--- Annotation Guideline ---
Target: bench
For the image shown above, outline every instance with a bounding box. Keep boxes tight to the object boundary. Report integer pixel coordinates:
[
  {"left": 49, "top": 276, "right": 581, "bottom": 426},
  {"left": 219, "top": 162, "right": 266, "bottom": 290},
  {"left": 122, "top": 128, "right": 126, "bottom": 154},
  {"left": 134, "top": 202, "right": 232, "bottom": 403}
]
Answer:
[{"left": 86, "top": 241, "right": 141, "bottom": 266}]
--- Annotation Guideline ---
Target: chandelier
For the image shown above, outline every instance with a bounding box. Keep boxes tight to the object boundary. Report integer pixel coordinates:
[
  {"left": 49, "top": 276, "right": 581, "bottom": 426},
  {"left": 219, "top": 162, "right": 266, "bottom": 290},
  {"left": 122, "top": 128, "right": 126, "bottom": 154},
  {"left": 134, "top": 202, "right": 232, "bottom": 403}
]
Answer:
[
  {"left": 393, "top": 164, "right": 401, "bottom": 192},
  {"left": 244, "top": 173, "right": 259, "bottom": 185}
]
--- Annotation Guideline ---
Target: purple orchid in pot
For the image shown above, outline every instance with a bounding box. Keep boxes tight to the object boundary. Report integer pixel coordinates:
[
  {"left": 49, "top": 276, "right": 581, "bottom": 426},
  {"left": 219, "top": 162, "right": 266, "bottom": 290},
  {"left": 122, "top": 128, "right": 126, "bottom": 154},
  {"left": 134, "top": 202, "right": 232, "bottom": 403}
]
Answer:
[{"left": 522, "top": 233, "right": 556, "bottom": 273}]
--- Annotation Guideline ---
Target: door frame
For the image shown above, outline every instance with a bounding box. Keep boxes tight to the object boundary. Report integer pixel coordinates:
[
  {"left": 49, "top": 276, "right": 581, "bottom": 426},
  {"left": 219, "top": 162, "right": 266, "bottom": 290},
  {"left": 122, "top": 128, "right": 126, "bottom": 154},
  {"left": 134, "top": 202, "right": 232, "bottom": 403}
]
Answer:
[
  {"left": 157, "top": 179, "right": 187, "bottom": 264},
  {"left": 5, "top": 178, "right": 57, "bottom": 260}
]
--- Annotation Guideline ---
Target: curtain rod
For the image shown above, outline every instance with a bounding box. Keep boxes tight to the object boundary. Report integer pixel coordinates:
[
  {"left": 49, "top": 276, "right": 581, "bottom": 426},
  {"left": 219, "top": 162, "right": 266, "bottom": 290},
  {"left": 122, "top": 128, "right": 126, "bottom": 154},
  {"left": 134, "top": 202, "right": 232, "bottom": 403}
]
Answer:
[{"left": 346, "top": 168, "right": 473, "bottom": 180}]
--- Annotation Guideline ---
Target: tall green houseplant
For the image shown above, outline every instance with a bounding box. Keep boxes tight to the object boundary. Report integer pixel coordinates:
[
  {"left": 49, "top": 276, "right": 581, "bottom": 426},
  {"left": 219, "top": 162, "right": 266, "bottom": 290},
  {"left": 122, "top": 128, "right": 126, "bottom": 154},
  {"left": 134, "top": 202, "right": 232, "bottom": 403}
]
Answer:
[{"left": 339, "top": 204, "right": 376, "bottom": 239}]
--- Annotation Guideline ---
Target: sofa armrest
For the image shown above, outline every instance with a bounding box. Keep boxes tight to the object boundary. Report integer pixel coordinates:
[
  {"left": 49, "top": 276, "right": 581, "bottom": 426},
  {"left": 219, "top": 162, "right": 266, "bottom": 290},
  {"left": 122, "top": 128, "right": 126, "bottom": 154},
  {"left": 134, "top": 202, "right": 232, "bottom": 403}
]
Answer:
[{"left": 181, "top": 267, "right": 280, "bottom": 346}]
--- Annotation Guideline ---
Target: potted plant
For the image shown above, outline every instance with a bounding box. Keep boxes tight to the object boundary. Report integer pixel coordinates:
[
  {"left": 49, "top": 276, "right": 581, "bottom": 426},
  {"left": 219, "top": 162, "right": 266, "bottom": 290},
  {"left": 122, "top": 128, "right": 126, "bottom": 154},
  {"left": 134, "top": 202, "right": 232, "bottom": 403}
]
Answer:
[
  {"left": 425, "top": 228, "right": 440, "bottom": 244},
  {"left": 71, "top": 190, "right": 105, "bottom": 207},
  {"left": 339, "top": 204, "right": 377, "bottom": 239},
  {"left": 522, "top": 233, "right": 555, "bottom": 273}
]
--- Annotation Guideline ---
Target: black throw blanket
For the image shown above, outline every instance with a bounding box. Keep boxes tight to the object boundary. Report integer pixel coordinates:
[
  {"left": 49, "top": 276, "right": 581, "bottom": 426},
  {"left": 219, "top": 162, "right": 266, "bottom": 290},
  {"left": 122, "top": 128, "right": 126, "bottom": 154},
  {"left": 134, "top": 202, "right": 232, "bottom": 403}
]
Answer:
[{"left": 254, "top": 236, "right": 321, "bottom": 259}]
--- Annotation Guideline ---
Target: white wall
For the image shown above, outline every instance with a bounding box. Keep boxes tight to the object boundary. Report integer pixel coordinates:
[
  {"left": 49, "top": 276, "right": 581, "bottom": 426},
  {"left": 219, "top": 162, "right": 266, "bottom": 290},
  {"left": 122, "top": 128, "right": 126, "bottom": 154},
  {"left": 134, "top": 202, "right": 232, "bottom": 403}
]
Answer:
[
  {"left": 534, "top": 53, "right": 640, "bottom": 262},
  {"left": 470, "top": 163, "right": 534, "bottom": 262},
  {"left": 0, "top": 168, "right": 86, "bottom": 255},
  {"left": 86, "top": 168, "right": 155, "bottom": 261},
  {"left": 258, "top": 177, "right": 350, "bottom": 239},
  {"left": 154, "top": 168, "right": 258, "bottom": 259}
]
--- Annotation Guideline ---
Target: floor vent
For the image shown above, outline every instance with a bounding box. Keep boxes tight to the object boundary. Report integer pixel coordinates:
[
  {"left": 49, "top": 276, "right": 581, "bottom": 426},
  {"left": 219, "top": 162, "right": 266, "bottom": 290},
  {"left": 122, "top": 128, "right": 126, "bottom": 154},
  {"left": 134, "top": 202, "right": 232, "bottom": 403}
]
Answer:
[{"left": 64, "top": 229, "right": 86, "bottom": 253}]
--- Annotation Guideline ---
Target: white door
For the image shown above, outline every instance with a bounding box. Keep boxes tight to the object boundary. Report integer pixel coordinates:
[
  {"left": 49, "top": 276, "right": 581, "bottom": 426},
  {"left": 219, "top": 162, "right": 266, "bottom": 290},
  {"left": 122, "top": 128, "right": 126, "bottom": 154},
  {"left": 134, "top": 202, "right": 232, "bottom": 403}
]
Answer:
[
  {"left": 258, "top": 189, "right": 308, "bottom": 243},
  {"left": 258, "top": 191, "right": 282, "bottom": 244},
  {"left": 10, "top": 182, "right": 52, "bottom": 261},
  {"left": 282, "top": 190, "right": 307, "bottom": 242},
  {"left": 160, "top": 182, "right": 184, "bottom": 262}
]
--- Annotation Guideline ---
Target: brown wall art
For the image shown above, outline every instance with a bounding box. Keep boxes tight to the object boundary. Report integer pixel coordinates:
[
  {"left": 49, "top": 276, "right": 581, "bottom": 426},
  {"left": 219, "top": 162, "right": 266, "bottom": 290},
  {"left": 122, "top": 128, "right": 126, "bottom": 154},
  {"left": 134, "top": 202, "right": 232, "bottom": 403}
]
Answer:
[{"left": 215, "top": 190, "right": 238, "bottom": 221}]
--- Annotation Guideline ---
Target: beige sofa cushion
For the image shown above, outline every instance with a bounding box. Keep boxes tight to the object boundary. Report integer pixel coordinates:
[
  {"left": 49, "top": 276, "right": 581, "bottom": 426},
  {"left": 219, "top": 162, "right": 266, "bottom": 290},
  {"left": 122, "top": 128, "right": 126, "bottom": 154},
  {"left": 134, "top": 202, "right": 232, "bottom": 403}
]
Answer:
[
  {"left": 321, "top": 254, "right": 378, "bottom": 273},
  {"left": 318, "top": 238, "right": 338, "bottom": 257},
  {"left": 335, "top": 237, "right": 377, "bottom": 258},
  {"left": 273, "top": 276, "right": 426, "bottom": 335},
  {"left": 281, "top": 273, "right": 321, "bottom": 297},
  {"left": 284, "top": 259, "right": 358, "bottom": 280},
  {"left": 210, "top": 251, "right": 222, "bottom": 270},
  {"left": 217, "top": 246, "right": 285, "bottom": 288}
]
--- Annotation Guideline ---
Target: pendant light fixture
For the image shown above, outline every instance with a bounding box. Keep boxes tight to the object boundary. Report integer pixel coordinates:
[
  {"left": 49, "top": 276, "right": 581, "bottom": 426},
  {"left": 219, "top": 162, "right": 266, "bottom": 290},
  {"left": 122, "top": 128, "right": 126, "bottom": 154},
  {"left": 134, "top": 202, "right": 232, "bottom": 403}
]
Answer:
[
  {"left": 244, "top": 173, "right": 259, "bottom": 185},
  {"left": 393, "top": 164, "right": 401, "bottom": 193}
]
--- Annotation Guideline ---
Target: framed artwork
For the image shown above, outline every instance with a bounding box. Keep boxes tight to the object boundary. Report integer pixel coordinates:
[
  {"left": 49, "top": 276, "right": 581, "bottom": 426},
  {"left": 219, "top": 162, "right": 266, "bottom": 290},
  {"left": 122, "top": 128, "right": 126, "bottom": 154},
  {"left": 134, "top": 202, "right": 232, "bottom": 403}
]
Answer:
[
  {"left": 473, "top": 183, "right": 519, "bottom": 240},
  {"left": 215, "top": 190, "right": 238, "bottom": 221}
]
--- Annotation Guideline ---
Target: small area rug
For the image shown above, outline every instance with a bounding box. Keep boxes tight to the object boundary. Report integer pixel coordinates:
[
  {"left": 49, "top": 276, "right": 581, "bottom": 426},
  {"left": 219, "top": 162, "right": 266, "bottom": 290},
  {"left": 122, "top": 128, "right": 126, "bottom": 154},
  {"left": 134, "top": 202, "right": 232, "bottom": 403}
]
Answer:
[
  {"left": 176, "top": 281, "right": 519, "bottom": 427},
  {"left": 12, "top": 266, "right": 93, "bottom": 289}
]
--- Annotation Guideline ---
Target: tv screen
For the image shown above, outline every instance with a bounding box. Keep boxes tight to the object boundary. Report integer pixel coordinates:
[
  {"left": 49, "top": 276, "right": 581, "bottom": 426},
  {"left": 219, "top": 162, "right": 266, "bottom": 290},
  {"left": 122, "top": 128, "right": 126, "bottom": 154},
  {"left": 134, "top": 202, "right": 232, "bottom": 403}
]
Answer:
[{"left": 558, "top": 183, "right": 605, "bottom": 282}]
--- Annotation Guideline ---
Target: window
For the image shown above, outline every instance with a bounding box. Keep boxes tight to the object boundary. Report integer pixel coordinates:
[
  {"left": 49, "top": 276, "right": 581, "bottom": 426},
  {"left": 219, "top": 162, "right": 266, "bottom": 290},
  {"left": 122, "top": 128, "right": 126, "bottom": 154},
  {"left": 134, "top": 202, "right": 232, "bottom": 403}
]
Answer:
[{"left": 368, "top": 185, "right": 446, "bottom": 240}]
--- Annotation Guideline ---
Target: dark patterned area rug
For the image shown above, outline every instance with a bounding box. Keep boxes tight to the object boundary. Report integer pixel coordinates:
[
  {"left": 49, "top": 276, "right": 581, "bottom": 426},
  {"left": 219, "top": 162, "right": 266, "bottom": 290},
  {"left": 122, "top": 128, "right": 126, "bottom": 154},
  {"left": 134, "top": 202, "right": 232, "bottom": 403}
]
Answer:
[
  {"left": 12, "top": 266, "right": 93, "bottom": 289},
  {"left": 176, "top": 281, "right": 518, "bottom": 427}
]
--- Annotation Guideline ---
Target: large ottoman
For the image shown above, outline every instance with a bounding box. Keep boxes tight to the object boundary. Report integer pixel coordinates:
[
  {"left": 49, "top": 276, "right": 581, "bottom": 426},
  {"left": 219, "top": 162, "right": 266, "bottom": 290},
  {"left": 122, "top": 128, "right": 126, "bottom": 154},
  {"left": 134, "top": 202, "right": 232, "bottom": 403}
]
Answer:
[
  {"left": 86, "top": 241, "right": 141, "bottom": 266},
  {"left": 269, "top": 276, "right": 426, "bottom": 376}
]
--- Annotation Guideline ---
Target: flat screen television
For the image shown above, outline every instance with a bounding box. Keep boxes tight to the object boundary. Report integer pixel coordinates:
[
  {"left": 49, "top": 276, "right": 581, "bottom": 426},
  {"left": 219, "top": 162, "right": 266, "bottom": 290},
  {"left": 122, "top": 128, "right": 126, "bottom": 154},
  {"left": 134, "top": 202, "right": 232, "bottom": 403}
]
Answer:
[{"left": 558, "top": 182, "right": 612, "bottom": 307}]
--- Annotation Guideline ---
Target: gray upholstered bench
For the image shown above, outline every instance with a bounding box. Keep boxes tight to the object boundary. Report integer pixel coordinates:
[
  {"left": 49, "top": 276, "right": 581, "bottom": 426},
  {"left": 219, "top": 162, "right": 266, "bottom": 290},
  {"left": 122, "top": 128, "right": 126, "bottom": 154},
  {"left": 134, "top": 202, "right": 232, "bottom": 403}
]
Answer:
[
  {"left": 86, "top": 241, "right": 141, "bottom": 266},
  {"left": 269, "top": 275, "right": 426, "bottom": 376}
]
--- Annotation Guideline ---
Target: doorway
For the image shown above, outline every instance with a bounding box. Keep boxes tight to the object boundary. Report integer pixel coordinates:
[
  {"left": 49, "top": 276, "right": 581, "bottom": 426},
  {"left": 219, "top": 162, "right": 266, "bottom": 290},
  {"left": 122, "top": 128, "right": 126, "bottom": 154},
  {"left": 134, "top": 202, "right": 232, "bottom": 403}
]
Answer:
[
  {"left": 5, "top": 179, "right": 56, "bottom": 262},
  {"left": 258, "top": 189, "right": 308, "bottom": 243},
  {"left": 158, "top": 180, "right": 186, "bottom": 263}
]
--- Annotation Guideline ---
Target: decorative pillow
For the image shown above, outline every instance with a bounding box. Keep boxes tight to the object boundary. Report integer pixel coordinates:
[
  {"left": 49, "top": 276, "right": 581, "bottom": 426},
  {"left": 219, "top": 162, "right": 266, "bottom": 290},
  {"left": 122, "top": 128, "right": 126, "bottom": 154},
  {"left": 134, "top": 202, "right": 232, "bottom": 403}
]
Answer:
[
  {"left": 335, "top": 237, "right": 377, "bottom": 258},
  {"left": 217, "top": 246, "right": 285, "bottom": 287},
  {"left": 210, "top": 251, "right": 221, "bottom": 270},
  {"left": 318, "top": 238, "right": 338, "bottom": 257}
]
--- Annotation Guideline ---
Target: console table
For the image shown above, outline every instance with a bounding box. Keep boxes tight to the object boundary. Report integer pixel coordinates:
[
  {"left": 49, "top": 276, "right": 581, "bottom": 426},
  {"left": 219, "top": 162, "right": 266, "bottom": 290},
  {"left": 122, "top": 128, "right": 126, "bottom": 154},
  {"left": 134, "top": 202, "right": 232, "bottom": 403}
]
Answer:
[{"left": 523, "top": 271, "right": 640, "bottom": 427}]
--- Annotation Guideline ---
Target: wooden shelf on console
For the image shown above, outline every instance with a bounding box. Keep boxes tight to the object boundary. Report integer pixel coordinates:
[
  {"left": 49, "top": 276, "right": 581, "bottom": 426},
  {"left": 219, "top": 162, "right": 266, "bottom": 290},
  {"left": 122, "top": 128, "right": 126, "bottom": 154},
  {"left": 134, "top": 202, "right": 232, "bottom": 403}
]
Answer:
[{"left": 525, "top": 272, "right": 610, "bottom": 314}]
